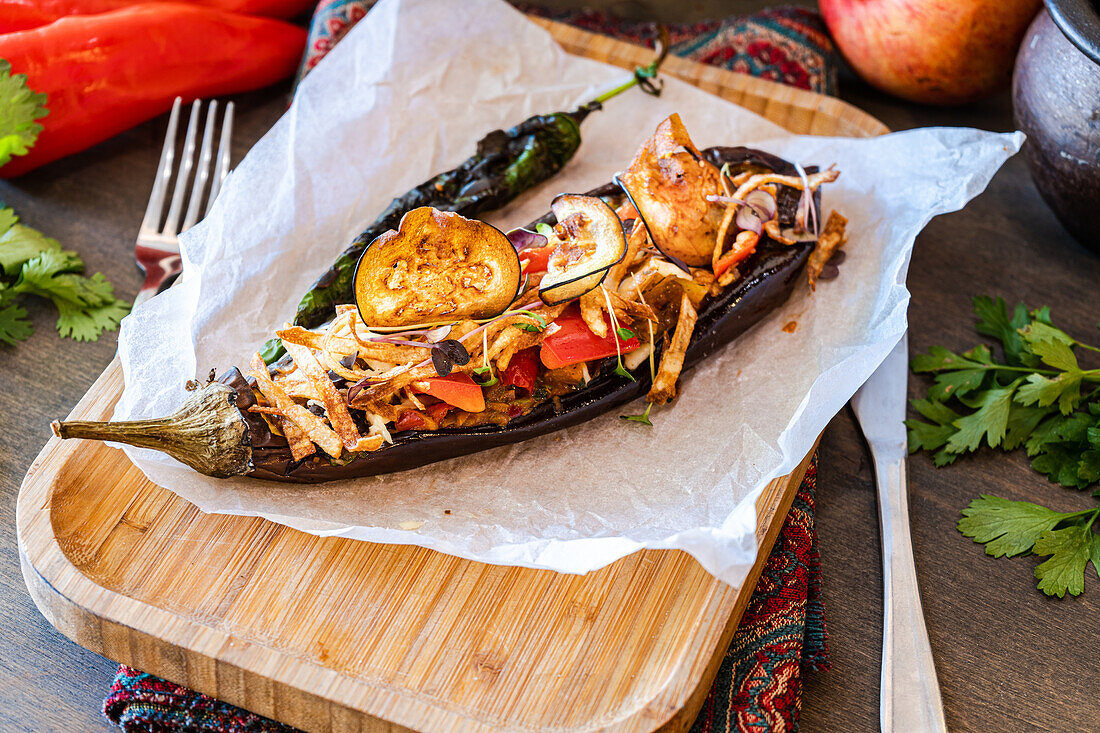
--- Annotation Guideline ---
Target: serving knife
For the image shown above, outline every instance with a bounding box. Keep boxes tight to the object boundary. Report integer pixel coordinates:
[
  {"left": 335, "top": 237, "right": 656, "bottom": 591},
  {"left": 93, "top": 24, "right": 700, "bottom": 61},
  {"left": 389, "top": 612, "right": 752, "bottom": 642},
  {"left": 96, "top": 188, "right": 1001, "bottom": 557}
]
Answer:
[{"left": 852, "top": 333, "right": 947, "bottom": 733}]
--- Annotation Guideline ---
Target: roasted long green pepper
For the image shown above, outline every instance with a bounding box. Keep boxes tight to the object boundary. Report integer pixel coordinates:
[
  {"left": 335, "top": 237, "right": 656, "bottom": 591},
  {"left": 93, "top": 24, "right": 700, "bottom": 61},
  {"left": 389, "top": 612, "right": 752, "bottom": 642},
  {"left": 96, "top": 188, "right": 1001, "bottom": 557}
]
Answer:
[{"left": 261, "top": 30, "right": 669, "bottom": 363}]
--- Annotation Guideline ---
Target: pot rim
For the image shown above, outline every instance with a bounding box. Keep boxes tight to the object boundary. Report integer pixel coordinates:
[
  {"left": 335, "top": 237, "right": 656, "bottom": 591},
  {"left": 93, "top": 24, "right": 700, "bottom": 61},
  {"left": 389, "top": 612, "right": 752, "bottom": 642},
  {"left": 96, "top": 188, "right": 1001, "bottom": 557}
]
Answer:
[{"left": 1045, "top": 0, "right": 1100, "bottom": 66}]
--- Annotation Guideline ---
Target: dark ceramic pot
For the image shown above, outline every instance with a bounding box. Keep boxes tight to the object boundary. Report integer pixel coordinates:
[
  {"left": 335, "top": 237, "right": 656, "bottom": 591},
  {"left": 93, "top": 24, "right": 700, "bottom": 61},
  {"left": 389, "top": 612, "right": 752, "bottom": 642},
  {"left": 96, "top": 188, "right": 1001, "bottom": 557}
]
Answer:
[{"left": 1013, "top": 0, "right": 1100, "bottom": 252}]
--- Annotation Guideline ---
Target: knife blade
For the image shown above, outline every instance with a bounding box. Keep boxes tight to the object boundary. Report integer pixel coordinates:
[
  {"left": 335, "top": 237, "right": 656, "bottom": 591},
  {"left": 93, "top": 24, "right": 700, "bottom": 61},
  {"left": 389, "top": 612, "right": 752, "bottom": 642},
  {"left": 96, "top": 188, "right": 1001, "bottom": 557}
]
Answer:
[{"left": 852, "top": 332, "right": 947, "bottom": 733}]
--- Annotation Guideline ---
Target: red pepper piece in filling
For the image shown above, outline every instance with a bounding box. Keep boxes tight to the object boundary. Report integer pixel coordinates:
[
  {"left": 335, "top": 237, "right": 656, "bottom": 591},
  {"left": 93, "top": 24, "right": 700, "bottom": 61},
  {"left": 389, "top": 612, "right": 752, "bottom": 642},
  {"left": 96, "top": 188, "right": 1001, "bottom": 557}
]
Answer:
[
  {"left": 502, "top": 347, "right": 539, "bottom": 392},
  {"left": 519, "top": 246, "right": 553, "bottom": 274},
  {"left": 540, "top": 304, "right": 640, "bottom": 370},
  {"left": 411, "top": 373, "right": 486, "bottom": 413}
]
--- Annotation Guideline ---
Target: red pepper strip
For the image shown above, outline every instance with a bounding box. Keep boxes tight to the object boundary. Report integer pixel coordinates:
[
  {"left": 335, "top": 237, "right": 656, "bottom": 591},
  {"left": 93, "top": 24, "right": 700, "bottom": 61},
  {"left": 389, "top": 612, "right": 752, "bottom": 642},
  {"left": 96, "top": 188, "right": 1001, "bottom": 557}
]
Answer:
[
  {"left": 713, "top": 232, "right": 760, "bottom": 279},
  {"left": 425, "top": 401, "right": 453, "bottom": 422},
  {"left": 411, "top": 373, "right": 486, "bottom": 413},
  {"left": 540, "top": 305, "right": 640, "bottom": 370},
  {"left": 0, "top": 0, "right": 317, "bottom": 33},
  {"left": 394, "top": 410, "right": 428, "bottom": 433},
  {"left": 502, "top": 347, "right": 539, "bottom": 392},
  {"left": 0, "top": 4, "right": 306, "bottom": 177},
  {"left": 519, "top": 246, "right": 552, "bottom": 274}
]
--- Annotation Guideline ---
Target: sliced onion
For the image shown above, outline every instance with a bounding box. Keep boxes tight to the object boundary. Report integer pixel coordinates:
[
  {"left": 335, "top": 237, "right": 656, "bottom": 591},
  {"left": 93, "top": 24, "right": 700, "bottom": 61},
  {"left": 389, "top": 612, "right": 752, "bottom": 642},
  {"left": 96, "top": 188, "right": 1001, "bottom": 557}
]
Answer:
[
  {"left": 424, "top": 324, "right": 452, "bottom": 343},
  {"left": 743, "top": 190, "right": 777, "bottom": 219},
  {"left": 793, "top": 162, "right": 819, "bottom": 237},
  {"left": 506, "top": 227, "right": 547, "bottom": 251},
  {"left": 735, "top": 206, "right": 764, "bottom": 235}
]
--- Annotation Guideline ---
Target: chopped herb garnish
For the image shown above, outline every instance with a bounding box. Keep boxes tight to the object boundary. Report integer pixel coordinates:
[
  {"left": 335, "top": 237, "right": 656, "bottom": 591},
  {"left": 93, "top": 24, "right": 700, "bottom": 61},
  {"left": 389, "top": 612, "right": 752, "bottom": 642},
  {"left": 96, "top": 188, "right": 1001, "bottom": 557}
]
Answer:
[
  {"left": 513, "top": 323, "right": 541, "bottom": 333},
  {"left": 472, "top": 365, "right": 499, "bottom": 386},
  {"left": 621, "top": 403, "right": 653, "bottom": 425},
  {"left": 616, "top": 326, "right": 636, "bottom": 340},
  {"left": 614, "top": 361, "right": 636, "bottom": 382},
  {"left": 429, "top": 338, "right": 470, "bottom": 377},
  {"left": 536, "top": 222, "right": 554, "bottom": 240}
]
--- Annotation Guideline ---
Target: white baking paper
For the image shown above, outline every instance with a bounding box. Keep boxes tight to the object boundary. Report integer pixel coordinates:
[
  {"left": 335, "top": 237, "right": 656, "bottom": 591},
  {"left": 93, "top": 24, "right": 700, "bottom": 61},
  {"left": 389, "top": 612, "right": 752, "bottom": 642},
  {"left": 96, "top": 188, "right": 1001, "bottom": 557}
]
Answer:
[{"left": 113, "top": 0, "right": 1022, "bottom": 587}]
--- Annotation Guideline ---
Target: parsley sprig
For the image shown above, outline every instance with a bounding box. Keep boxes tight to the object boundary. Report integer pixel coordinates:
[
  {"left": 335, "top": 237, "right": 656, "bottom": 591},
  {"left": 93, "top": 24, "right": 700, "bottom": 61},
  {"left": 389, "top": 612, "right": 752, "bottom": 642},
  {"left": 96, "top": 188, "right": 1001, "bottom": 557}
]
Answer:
[
  {"left": 907, "top": 296, "right": 1100, "bottom": 596},
  {"left": 0, "top": 204, "right": 129, "bottom": 344}
]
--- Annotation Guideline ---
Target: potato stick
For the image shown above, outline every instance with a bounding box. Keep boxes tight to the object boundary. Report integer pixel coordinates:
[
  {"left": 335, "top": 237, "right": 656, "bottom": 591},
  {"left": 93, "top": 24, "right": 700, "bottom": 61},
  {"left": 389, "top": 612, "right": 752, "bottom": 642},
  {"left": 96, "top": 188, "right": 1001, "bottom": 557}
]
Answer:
[
  {"left": 348, "top": 434, "right": 384, "bottom": 452},
  {"left": 647, "top": 292, "right": 697, "bottom": 404},
  {"left": 281, "top": 417, "right": 317, "bottom": 462},
  {"left": 249, "top": 354, "right": 343, "bottom": 458},
  {"left": 807, "top": 210, "right": 848, "bottom": 290},
  {"left": 281, "top": 338, "right": 362, "bottom": 450}
]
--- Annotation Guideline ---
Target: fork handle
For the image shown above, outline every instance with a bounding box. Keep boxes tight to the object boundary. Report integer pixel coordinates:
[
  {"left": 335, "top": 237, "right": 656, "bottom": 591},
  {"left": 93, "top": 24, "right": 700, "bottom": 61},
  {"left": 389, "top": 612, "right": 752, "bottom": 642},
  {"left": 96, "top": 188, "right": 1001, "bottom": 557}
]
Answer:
[
  {"left": 875, "top": 449, "right": 947, "bottom": 733},
  {"left": 134, "top": 254, "right": 182, "bottom": 307}
]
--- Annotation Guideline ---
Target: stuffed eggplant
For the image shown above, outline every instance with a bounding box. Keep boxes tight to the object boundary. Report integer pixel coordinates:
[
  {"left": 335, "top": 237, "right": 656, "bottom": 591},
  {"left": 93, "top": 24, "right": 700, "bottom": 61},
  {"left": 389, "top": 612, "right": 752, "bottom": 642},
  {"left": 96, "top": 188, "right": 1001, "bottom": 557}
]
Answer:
[{"left": 53, "top": 114, "right": 847, "bottom": 483}]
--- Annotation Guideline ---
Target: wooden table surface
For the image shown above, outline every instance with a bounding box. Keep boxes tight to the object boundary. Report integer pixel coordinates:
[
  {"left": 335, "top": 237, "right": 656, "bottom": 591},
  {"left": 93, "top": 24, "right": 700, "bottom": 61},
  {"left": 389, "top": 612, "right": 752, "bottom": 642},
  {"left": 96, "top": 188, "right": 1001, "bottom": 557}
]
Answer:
[{"left": 3, "top": 15, "right": 1100, "bottom": 733}]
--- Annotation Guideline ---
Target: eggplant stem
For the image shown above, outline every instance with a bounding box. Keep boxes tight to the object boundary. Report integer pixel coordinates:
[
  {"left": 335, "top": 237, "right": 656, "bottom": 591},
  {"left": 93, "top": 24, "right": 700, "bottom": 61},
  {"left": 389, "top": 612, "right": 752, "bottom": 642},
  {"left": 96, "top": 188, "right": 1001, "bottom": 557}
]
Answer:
[
  {"left": 582, "top": 24, "right": 670, "bottom": 112},
  {"left": 52, "top": 382, "right": 252, "bottom": 479}
]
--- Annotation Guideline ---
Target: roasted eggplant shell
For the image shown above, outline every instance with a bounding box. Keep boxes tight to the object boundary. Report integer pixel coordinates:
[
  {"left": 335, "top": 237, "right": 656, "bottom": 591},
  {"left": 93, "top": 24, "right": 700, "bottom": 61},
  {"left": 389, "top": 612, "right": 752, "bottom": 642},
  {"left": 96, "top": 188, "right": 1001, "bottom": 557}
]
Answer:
[{"left": 236, "top": 148, "right": 816, "bottom": 483}]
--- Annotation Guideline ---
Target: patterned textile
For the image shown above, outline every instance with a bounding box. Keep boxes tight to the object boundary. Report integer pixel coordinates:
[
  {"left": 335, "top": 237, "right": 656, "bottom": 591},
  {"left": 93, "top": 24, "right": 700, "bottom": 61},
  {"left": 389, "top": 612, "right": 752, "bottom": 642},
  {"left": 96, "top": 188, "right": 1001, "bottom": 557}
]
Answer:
[
  {"left": 296, "top": 3, "right": 837, "bottom": 96},
  {"left": 691, "top": 457, "right": 829, "bottom": 733},
  {"left": 106, "top": 6, "right": 836, "bottom": 732},
  {"left": 104, "top": 668, "right": 296, "bottom": 733}
]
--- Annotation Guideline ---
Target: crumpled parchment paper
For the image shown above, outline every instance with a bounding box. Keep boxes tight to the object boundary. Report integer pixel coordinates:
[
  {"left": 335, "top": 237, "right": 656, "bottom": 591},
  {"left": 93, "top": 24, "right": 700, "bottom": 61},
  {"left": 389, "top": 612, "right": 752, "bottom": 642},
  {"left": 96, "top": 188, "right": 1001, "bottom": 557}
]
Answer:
[{"left": 113, "top": 0, "right": 1023, "bottom": 586}]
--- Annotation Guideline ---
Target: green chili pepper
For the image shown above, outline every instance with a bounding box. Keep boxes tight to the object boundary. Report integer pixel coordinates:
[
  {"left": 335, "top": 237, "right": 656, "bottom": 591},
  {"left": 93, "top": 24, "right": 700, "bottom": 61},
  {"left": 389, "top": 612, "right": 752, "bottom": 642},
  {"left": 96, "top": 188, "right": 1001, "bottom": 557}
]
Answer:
[{"left": 263, "top": 30, "right": 669, "bottom": 363}]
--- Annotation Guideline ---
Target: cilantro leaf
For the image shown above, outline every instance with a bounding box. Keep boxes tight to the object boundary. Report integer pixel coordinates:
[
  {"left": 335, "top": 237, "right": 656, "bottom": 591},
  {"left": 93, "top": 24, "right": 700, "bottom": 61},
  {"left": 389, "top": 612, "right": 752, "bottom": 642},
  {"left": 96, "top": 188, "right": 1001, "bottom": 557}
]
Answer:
[
  {"left": 54, "top": 297, "right": 128, "bottom": 341},
  {"left": 11, "top": 250, "right": 130, "bottom": 341},
  {"left": 0, "top": 287, "right": 32, "bottom": 345},
  {"left": 0, "top": 206, "right": 16, "bottom": 238},
  {"left": 0, "top": 60, "right": 48, "bottom": 169},
  {"left": 1033, "top": 524, "right": 1095, "bottom": 598},
  {"left": 958, "top": 495, "right": 1075, "bottom": 557},
  {"left": 0, "top": 219, "right": 64, "bottom": 276}
]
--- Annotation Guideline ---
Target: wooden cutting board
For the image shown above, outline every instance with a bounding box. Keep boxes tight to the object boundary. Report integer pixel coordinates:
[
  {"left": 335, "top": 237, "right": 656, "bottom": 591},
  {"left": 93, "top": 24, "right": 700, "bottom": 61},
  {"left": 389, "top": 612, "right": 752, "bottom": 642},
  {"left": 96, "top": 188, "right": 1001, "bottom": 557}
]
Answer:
[{"left": 18, "top": 20, "right": 887, "bottom": 733}]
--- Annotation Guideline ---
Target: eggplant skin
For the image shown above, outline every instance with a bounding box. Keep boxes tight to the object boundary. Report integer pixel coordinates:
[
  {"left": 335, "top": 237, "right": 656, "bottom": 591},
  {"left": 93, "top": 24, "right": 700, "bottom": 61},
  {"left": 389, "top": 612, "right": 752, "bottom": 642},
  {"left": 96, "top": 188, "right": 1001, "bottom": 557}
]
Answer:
[{"left": 235, "top": 148, "right": 817, "bottom": 483}]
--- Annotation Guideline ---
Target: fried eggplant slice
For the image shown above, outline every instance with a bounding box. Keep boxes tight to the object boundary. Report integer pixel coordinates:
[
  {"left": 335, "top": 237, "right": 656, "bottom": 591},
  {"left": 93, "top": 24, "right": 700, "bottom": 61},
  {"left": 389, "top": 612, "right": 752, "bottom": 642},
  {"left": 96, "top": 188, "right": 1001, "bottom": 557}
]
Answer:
[
  {"left": 618, "top": 114, "right": 725, "bottom": 267},
  {"left": 539, "top": 194, "right": 628, "bottom": 306},
  {"left": 354, "top": 207, "right": 521, "bottom": 327}
]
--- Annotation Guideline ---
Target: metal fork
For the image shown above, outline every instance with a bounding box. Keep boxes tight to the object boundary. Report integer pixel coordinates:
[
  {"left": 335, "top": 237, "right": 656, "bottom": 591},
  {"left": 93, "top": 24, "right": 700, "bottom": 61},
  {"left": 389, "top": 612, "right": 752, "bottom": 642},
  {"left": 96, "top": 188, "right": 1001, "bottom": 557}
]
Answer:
[{"left": 134, "top": 97, "right": 235, "bottom": 306}]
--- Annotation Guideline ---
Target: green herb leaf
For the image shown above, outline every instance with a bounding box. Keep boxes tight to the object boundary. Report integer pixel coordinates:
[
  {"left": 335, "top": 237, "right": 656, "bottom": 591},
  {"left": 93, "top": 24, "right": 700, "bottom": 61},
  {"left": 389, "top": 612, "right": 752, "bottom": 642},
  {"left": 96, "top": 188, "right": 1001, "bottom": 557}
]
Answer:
[
  {"left": 973, "top": 295, "right": 1033, "bottom": 367},
  {"left": 945, "top": 379, "right": 1021, "bottom": 453},
  {"left": 472, "top": 364, "right": 499, "bottom": 386},
  {"left": 614, "top": 361, "right": 636, "bottom": 382},
  {"left": 513, "top": 323, "right": 540, "bottom": 333},
  {"left": 0, "top": 209, "right": 64, "bottom": 275},
  {"left": 536, "top": 222, "right": 554, "bottom": 240},
  {"left": 957, "top": 495, "right": 1075, "bottom": 557},
  {"left": 616, "top": 326, "right": 636, "bottom": 340},
  {"left": 12, "top": 250, "right": 130, "bottom": 341},
  {"left": 1033, "top": 524, "right": 1095, "bottom": 598},
  {"left": 621, "top": 403, "right": 653, "bottom": 426},
  {"left": 0, "top": 60, "right": 48, "bottom": 169},
  {"left": 0, "top": 287, "right": 32, "bottom": 345}
]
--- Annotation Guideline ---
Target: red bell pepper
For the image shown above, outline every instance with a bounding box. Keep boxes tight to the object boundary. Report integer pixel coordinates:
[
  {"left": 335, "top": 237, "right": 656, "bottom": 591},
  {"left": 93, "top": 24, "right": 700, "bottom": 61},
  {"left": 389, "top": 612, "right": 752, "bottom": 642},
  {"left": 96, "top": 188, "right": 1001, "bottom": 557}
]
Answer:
[
  {"left": 0, "top": 0, "right": 317, "bottom": 33},
  {"left": 519, "top": 246, "right": 553, "bottom": 274},
  {"left": 714, "top": 231, "right": 760, "bottom": 278},
  {"left": 411, "top": 373, "right": 486, "bottom": 413},
  {"left": 502, "top": 347, "right": 539, "bottom": 391},
  {"left": 540, "top": 305, "right": 640, "bottom": 370},
  {"left": 394, "top": 410, "right": 427, "bottom": 433},
  {"left": 0, "top": 4, "right": 306, "bottom": 177}
]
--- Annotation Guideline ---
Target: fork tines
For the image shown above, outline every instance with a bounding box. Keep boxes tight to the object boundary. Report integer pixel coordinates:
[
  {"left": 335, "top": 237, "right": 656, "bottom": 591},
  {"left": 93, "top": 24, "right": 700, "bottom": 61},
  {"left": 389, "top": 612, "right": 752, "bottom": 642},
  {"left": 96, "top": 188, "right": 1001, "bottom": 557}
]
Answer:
[{"left": 141, "top": 97, "right": 235, "bottom": 239}]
